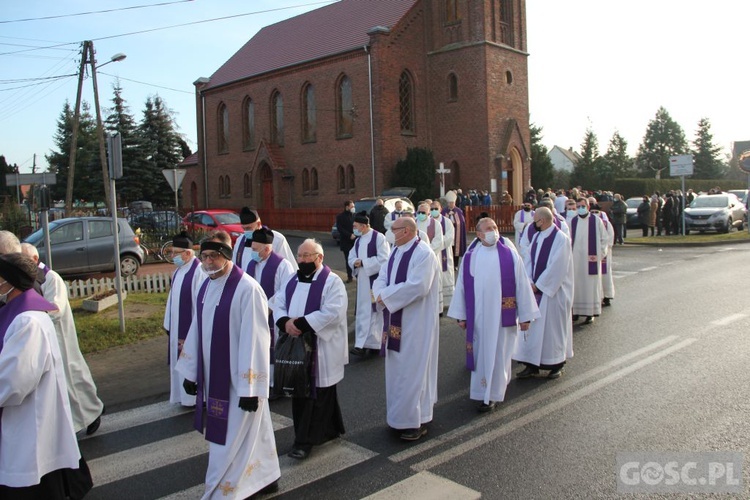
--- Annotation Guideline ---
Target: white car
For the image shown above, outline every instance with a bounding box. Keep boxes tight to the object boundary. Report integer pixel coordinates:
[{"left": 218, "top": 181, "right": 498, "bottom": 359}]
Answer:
[{"left": 684, "top": 193, "right": 746, "bottom": 234}]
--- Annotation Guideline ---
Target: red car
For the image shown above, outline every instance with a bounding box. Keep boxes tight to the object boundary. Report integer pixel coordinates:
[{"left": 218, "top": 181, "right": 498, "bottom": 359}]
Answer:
[{"left": 183, "top": 209, "right": 244, "bottom": 244}]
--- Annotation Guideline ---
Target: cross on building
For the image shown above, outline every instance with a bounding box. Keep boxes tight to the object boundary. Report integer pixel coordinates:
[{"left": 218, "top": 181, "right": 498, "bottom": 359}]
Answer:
[{"left": 436, "top": 162, "right": 451, "bottom": 197}]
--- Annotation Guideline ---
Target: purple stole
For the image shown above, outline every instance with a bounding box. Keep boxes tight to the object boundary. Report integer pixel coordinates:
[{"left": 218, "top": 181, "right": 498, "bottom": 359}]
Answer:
[
  {"left": 553, "top": 215, "right": 562, "bottom": 229},
  {"left": 530, "top": 227, "right": 559, "bottom": 304},
  {"left": 462, "top": 243, "right": 517, "bottom": 371},
  {"left": 597, "top": 214, "right": 609, "bottom": 274},
  {"left": 526, "top": 221, "right": 538, "bottom": 242},
  {"left": 443, "top": 207, "right": 467, "bottom": 257},
  {"left": 248, "top": 251, "right": 284, "bottom": 363},
  {"left": 426, "top": 218, "right": 436, "bottom": 241},
  {"left": 40, "top": 263, "right": 51, "bottom": 276},
  {"left": 354, "top": 232, "right": 380, "bottom": 312},
  {"left": 0, "top": 289, "right": 58, "bottom": 438},
  {"left": 438, "top": 217, "right": 449, "bottom": 271},
  {"left": 193, "top": 264, "right": 244, "bottom": 445},
  {"left": 285, "top": 265, "right": 331, "bottom": 398},
  {"left": 518, "top": 210, "right": 534, "bottom": 224},
  {"left": 170, "top": 258, "right": 200, "bottom": 362},
  {"left": 571, "top": 215, "right": 599, "bottom": 275},
  {"left": 380, "top": 239, "right": 420, "bottom": 355}
]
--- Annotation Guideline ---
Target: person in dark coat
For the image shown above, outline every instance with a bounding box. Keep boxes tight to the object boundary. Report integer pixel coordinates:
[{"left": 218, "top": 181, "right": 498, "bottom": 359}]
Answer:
[
  {"left": 637, "top": 196, "right": 651, "bottom": 237},
  {"left": 368, "top": 198, "right": 389, "bottom": 235},
  {"left": 336, "top": 200, "right": 355, "bottom": 282}
]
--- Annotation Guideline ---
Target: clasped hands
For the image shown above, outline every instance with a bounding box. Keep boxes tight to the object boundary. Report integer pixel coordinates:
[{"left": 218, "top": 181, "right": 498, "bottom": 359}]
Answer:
[{"left": 183, "top": 379, "right": 259, "bottom": 412}]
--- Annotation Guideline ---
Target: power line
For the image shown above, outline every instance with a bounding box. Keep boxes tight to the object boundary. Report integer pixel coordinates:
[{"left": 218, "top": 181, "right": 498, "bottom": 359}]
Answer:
[
  {"left": 0, "top": 74, "right": 78, "bottom": 84},
  {"left": 0, "top": 0, "right": 195, "bottom": 24},
  {"left": 98, "top": 72, "right": 193, "bottom": 95}
]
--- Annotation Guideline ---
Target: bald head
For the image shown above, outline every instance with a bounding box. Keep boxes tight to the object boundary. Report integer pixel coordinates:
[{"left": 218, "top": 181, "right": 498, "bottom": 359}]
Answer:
[
  {"left": 535, "top": 206, "right": 553, "bottom": 223},
  {"left": 20, "top": 242, "right": 40, "bottom": 263}
]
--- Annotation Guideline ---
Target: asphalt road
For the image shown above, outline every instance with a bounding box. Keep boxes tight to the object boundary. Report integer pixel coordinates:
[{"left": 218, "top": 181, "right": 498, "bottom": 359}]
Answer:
[{"left": 79, "top": 241, "right": 750, "bottom": 498}]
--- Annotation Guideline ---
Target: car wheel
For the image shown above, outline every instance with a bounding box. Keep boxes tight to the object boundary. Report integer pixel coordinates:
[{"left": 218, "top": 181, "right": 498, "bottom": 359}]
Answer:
[
  {"left": 120, "top": 254, "right": 141, "bottom": 276},
  {"left": 684, "top": 228, "right": 689, "bottom": 235},
  {"left": 719, "top": 220, "right": 730, "bottom": 234}
]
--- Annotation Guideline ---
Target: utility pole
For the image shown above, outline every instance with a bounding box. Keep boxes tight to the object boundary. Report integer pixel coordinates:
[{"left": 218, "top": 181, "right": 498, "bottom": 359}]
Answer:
[
  {"left": 88, "top": 42, "right": 113, "bottom": 213},
  {"left": 65, "top": 41, "right": 88, "bottom": 216}
]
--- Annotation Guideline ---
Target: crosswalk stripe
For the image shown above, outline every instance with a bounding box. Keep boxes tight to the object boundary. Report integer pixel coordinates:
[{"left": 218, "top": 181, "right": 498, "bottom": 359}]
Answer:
[
  {"left": 362, "top": 471, "right": 480, "bottom": 500},
  {"left": 80, "top": 401, "right": 192, "bottom": 440},
  {"left": 158, "top": 439, "right": 378, "bottom": 500}
]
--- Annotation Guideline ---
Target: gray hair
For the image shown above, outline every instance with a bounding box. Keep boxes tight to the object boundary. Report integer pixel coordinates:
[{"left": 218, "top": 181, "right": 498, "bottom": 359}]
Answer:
[
  {"left": 299, "top": 238, "right": 324, "bottom": 256},
  {"left": 0, "top": 231, "right": 21, "bottom": 255},
  {"left": 20, "top": 242, "right": 39, "bottom": 260}
]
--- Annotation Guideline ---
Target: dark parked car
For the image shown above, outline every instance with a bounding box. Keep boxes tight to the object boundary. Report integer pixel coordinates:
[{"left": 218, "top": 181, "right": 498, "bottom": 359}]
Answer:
[
  {"left": 625, "top": 197, "right": 643, "bottom": 228},
  {"left": 130, "top": 210, "right": 182, "bottom": 234},
  {"left": 332, "top": 188, "right": 415, "bottom": 243},
  {"left": 24, "top": 217, "right": 144, "bottom": 277},
  {"left": 684, "top": 193, "right": 746, "bottom": 234}
]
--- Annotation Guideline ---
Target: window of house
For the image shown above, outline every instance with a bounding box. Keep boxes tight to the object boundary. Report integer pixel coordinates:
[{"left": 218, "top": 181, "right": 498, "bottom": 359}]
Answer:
[
  {"left": 336, "top": 75, "right": 353, "bottom": 138},
  {"left": 302, "top": 83, "right": 316, "bottom": 143},
  {"left": 448, "top": 73, "right": 458, "bottom": 101},
  {"left": 242, "top": 97, "right": 255, "bottom": 150},
  {"left": 346, "top": 164, "right": 355, "bottom": 193},
  {"left": 302, "top": 168, "right": 310, "bottom": 195},
  {"left": 218, "top": 102, "right": 229, "bottom": 153},
  {"left": 337, "top": 165, "right": 345, "bottom": 193},
  {"left": 399, "top": 71, "right": 415, "bottom": 134},
  {"left": 445, "top": 0, "right": 460, "bottom": 23},
  {"left": 311, "top": 167, "right": 319, "bottom": 194},
  {"left": 219, "top": 175, "right": 231, "bottom": 198},
  {"left": 271, "top": 90, "right": 284, "bottom": 146},
  {"left": 243, "top": 173, "right": 252, "bottom": 197}
]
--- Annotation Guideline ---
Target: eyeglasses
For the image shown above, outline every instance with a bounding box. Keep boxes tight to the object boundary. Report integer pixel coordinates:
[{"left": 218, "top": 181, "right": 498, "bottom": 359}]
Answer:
[
  {"left": 417, "top": 211, "right": 427, "bottom": 215},
  {"left": 392, "top": 226, "right": 407, "bottom": 232},
  {"left": 199, "top": 252, "right": 222, "bottom": 261},
  {"left": 296, "top": 252, "right": 319, "bottom": 259}
]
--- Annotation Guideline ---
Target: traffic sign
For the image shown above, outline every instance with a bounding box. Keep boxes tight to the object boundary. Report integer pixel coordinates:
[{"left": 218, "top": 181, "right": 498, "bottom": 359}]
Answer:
[
  {"left": 5, "top": 172, "right": 57, "bottom": 185},
  {"left": 669, "top": 155, "right": 693, "bottom": 177},
  {"left": 162, "top": 169, "right": 186, "bottom": 191}
]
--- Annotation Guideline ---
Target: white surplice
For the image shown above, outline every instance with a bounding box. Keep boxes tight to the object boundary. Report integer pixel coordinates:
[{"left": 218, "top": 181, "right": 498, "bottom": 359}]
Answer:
[
  {"left": 513, "top": 209, "right": 534, "bottom": 247},
  {"left": 347, "top": 230, "right": 390, "bottom": 350},
  {"left": 40, "top": 264, "right": 104, "bottom": 432},
  {"left": 176, "top": 266, "right": 280, "bottom": 500},
  {"left": 232, "top": 230, "right": 298, "bottom": 271},
  {"left": 436, "top": 214, "right": 455, "bottom": 307},
  {"left": 274, "top": 267, "right": 349, "bottom": 388},
  {"left": 597, "top": 213, "right": 615, "bottom": 300},
  {"left": 372, "top": 237, "right": 440, "bottom": 429},
  {"left": 513, "top": 226, "right": 574, "bottom": 366},
  {"left": 448, "top": 242, "right": 540, "bottom": 404},
  {"left": 164, "top": 257, "right": 206, "bottom": 406},
  {"left": 518, "top": 215, "right": 570, "bottom": 264},
  {"left": 417, "top": 217, "right": 444, "bottom": 309},
  {"left": 0, "top": 310, "right": 80, "bottom": 487},
  {"left": 570, "top": 214, "right": 609, "bottom": 316}
]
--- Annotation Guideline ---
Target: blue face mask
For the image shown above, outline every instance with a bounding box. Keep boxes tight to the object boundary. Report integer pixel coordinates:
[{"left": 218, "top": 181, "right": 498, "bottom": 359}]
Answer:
[
  {"left": 244, "top": 230, "right": 254, "bottom": 239},
  {"left": 430, "top": 209, "right": 440, "bottom": 218},
  {"left": 577, "top": 206, "right": 588, "bottom": 216},
  {"left": 417, "top": 213, "right": 428, "bottom": 222},
  {"left": 566, "top": 210, "right": 576, "bottom": 218},
  {"left": 353, "top": 228, "right": 362, "bottom": 237},
  {"left": 172, "top": 255, "right": 185, "bottom": 267},
  {"left": 249, "top": 250, "right": 263, "bottom": 263}
]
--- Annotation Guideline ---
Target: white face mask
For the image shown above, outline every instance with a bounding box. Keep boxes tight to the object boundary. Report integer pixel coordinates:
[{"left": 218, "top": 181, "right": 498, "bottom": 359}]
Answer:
[
  {"left": 0, "top": 281, "right": 14, "bottom": 304},
  {"left": 483, "top": 230, "right": 499, "bottom": 246},
  {"left": 203, "top": 260, "right": 228, "bottom": 277},
  {"left": 386, "top": 230, "right": 395, "bottom": 245}
]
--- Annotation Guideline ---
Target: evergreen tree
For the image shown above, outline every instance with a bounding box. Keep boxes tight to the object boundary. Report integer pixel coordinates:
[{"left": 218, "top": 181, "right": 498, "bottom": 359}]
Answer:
[
  {"left": 691, "top": 118, "right": 727, "bottom": 179},
  {"left": 0, "top": 155, "right": 19, "bottom": 198},
  {"left": 392, "top": 147, "right": 436, "bottom": 204},
  {"left": 635, "top": 106, "right": 687, "bottom": 179},
  {"left": 105, "top": 82, "right": 150, "bottom": 204},
  {"left": 570, "top": 128, "right": 605, "bottom": 189},
  {"left": 139, "top": 96, "right": 190, "bottom": 206},
  {"left": 603, "top": 131, "right": 634, "bottom": 180},
  {"left": 529, "top": 124, "right": 554, "bottom": 190}
]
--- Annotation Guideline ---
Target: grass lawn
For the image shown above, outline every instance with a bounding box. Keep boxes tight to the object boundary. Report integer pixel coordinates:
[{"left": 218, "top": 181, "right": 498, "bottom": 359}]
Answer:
[
  {"left": 626, "top": 230, "right": 750, "bottom": 245},
  {"left": 72, "top": 292, "right": 168, "bottom": 354}
]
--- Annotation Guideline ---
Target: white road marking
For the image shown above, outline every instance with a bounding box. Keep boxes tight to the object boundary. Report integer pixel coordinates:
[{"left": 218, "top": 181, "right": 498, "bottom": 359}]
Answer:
[
  {"left": 711, "top": 313, "right": 747, "bottom": 327},
  {"left": 639, "top": 266, "right": 658, "bottom": 272},
  {"left": 362, "top": 471, "right": 480, "bottom": 500}
]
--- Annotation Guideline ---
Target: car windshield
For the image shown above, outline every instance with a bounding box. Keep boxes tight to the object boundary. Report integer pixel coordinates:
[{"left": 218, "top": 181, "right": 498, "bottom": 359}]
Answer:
[
  {"left": 355, "top": 200, "right": 376, "bottom": 214},
  {"left": 24, "top": 219, "right": 65, "bottom": 245},
  {"left": 728, "top": 191, "right": 747, "bottom": 203},
  {"left": 214, "top": 213, "right": 241, "bottom": 224},
  {"left": 626, "top": 199, "right": 642, "bottom": 209},
  {"left": 690, "top": 196, "right": 728, "bottom": 209}
]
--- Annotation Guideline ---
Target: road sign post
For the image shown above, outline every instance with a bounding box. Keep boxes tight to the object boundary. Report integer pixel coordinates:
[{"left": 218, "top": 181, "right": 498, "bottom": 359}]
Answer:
[
  {"left": 670, "top": 155, "right": 694, "bottom": 236},
  {"left": 163, "top": 169, "right": 187, "bottom": 214}
]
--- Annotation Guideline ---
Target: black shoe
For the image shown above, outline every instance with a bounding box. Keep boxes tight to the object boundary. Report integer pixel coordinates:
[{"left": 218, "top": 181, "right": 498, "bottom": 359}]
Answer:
[
  {"left": 349, "top": 347, "right": 366, "bottom": 356},
  {"left": 258, "top": 480, "right": 279, "bottom": 495},
  {"left": 602, "top": 298, "right": 611, "bottom": 307},
  {"left": 477, "top": 401, "right": 497, "bottom": 413},
  {"left": 547, "top": 367, "right": 564, "bottom": 379},
  {"left": 584, "top": 316, "right": 594, "bottom": 324},
  {"left": 288, "top": 448, "right": 310, "bottom": 460},
  {"left": 85, "top": 416, "right": 101, "bottom": 436},
  {"left": 400, "top": 426, "right": 427, "bottom": 441},
  {"left": 268, "top": 392, "right": 282, "bottom": 401},
  {"left": 346, "top": 277, "right": 353, "bottom": 283},
  {"left": 517, "top": 366, "right": 539, "bottom": 379},
  {"left": 572, "top": 315, "right": 580, "bottom": 322}
]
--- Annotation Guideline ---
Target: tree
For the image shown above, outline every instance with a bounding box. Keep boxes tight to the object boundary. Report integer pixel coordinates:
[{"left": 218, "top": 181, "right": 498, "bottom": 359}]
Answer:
[
  {"left": 691, "top": 118, "right": 727, "bottom": 179},
  {"left": 0, "top": 155, "right": 19, "bottom": 199},
  {"left": 529, "top": 123, "right": 554, "bottom": 190},
  {"left": 139, "top": 96, "right": 190, "bottom": 206},
  {"left": 603, "top": 131, "right": 635, "bottom": 180},
  {"left": 570, "top": 128, "right": 607, "bottom": 189},
  {"left": 105, "top": 82, "right": 150, "bottom": 205},
  {"left": 635, "top": 107, "right": 687, "bottom": 179},
  {"left": 392, "top": 147, "right": 436, "bottom": 204}
]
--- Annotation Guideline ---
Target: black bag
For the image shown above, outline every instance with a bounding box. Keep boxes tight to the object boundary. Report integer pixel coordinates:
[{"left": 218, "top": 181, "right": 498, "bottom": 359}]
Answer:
[{"left": 274, "top": 333, "right": 312, "bottom": 397}]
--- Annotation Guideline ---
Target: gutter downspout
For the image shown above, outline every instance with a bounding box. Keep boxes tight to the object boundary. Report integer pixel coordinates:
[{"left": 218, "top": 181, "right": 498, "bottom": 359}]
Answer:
[
  {"left": 201, "top": 92, "right": 209, "bottom": 208},
  {"left": 366, "top": 45, "right": 376, "bottom": 197}
]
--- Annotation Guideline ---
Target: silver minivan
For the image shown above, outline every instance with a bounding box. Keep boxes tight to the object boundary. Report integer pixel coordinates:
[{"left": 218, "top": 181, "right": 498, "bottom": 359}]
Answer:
[{"left": 24, "top": 217, "right": 145, "bottom": 276}]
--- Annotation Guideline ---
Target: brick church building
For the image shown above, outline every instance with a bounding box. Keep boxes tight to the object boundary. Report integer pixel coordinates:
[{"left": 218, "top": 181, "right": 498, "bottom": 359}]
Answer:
[{"left": 182, "top": 0, "right": 530, "bottom": 212}]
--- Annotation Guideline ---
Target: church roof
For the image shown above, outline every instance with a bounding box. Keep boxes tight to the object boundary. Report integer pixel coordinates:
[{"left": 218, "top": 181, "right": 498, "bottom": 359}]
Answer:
[{"left": 204, "top": 0, "right": 418, "bottom": 91}]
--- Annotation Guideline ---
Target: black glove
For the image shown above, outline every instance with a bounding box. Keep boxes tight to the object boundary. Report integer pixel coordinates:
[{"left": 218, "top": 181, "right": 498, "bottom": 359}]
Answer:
[
  {"left": 239, "top": 397, "right": 259, "bottom": 412},
  {"left": 183, "top": 379, "right": 198, "bottom": 396}
]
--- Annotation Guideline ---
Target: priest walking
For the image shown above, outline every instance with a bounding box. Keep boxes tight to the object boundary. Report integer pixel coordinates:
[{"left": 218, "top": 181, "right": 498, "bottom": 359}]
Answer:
[
  {"left": 348, "top": 212, "right": 390, "bottom": 357},
  {"left": 233, "top": 206, "right": 297, "bottom": 271},
  {"left": 513, "top": 208, "right": 574, "bottom": 380},
  {"left": 176, "top": 235, "right": 280, "bottom": 499},
  {"left": 274, "top": 239, "right": 348, "bottom": 460},
  {"left": 442, "top": 191, "right": 467, "bottom": 270},
  {"left": 448, "top": 217, "right": 540, "bottom": 412},
  {"left": 570, "top": 198, "right": 609, "bottom": 324},
  {"left": 372, "top": 217, "right": 440, "bottom": 441}
]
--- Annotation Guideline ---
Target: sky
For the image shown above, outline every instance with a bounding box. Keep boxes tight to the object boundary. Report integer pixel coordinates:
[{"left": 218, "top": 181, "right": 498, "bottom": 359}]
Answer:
[{"left": 1, "top": 0, "right": 748, "bottom": 175}]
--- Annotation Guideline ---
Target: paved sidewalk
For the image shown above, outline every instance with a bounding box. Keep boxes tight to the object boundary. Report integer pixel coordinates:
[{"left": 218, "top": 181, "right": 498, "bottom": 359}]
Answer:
[{"left": 85, "top": 268, "right": 358, "bottom": 413}]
